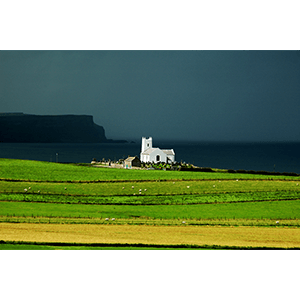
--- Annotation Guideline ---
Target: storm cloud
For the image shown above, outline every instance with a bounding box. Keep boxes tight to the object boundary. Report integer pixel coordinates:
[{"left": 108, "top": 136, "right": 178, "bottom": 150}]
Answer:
[{"left": 1, "top": 50, "right": 300, "bottom": 142}]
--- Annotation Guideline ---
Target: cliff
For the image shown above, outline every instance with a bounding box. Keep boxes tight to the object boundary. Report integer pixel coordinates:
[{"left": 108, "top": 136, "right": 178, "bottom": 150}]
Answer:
[{"left": 0, "top": 113, "right": 123, "bottom": 143}]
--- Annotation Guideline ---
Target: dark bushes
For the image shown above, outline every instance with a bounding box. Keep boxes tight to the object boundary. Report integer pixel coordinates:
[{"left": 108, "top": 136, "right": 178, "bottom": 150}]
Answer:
[
  {"left": 179, "top": 167, "right": 214, "bottom": 172},
  {"left": 229, "top": 169, "right": 299, "bottom": 177}
]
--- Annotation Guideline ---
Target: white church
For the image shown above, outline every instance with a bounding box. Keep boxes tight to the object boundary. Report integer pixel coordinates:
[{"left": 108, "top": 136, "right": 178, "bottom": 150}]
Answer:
[{"left": 140, "top": 137, "right": 175, "bottom": 164}]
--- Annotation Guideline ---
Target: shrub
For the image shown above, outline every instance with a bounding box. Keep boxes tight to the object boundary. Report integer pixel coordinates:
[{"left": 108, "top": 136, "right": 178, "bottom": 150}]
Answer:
[
  {"left": 179, "top": 167, "right": 214, "bottom": 172},
  {"left": 199, "top": 167, "right": 214, "bottom": 172},
  {"left": 289, "top": 172, "right": 298, "bottom": 176},
  {"left": 248, "top": 170, "right": 257, "bottom": 174}
]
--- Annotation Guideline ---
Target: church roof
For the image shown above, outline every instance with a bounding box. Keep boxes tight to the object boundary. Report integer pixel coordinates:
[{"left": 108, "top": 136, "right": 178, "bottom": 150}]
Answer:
[
  {"left": 163, "top": 149, "right": 175, "bottom": 155},
  {"left": 141, "top": 148, "right": 159, "bottom": 155},
  {"left": 141, "top": 147, "right": 175, "bottom": 155},
  {"left": 124, "top": 156, "right": 140, "bottom": 162}
]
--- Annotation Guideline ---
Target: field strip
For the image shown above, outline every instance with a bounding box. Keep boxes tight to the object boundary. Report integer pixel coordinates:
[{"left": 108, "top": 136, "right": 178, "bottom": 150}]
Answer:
[
  {"left": 1, "top": 223, "right": 300, "bottom": 248},
  {"left": 1, "top": 216, "right": 300, "bottom": 227},
  {"left": 1, "top": 178, "right": 299, "bottom": 183}
]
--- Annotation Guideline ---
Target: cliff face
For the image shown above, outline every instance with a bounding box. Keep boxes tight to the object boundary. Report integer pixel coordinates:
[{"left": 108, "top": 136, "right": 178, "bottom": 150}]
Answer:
[{"left": 0, "top": 113, "right": 109, "bottom": 143}]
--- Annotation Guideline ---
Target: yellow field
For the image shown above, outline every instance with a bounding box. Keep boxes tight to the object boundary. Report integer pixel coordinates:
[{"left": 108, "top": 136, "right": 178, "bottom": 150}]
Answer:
[{"left": 1, "top": 223, "right": 300, "bottom": 248}]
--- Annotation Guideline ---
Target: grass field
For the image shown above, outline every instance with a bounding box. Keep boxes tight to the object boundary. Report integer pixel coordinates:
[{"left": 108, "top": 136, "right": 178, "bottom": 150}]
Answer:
[
  {"left": 1, "top": 158, "right": 300, "bottom": 249},
  {"left": 1, "top": 223, "right": 300, "bottom": 249},
  {"left": 0, "top": 242, "right": 200, "bottom": 250},
  {"left": 1, "top": 158, "right": 298, "bottom": 181}
]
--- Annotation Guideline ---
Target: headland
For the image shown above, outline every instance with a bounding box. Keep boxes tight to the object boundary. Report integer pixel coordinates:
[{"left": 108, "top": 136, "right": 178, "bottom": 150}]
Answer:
[{"left": 0, "top": 113, "right": 126, "bottom": 143}]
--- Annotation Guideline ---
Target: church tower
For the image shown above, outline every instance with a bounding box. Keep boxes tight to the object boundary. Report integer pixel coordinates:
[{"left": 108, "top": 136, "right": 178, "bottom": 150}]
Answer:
[{"left": 141, "top": 137, "right": 152, "bottom": 153}]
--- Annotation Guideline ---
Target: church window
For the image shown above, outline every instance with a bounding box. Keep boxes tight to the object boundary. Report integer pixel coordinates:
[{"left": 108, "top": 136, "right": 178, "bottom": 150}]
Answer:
[{"left": 156, "top": 155, "right": 160, "bottom": 162}]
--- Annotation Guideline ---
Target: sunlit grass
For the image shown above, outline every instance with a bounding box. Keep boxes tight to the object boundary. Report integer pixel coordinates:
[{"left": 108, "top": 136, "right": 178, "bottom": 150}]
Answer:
[
  {"left": 1, "top": 158, "right": 300, "bottom": 249},
  {"left": 2, "top": 223, "right": 300, "bottom": 249},
  {"left": 1, "top": 179, "right": 300, "bottom": 198},
  {"left": 1, "top": 200, "right": 300, "bottom": 221},
  {"left": 1, "top": 158, "right": 299, "bottom": 182}
]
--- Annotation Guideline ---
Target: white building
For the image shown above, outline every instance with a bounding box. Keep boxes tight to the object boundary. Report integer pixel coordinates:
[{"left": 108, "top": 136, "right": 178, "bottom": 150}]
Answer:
[{"left": 140, "top": 137, "right": 175, "bottom": 164}]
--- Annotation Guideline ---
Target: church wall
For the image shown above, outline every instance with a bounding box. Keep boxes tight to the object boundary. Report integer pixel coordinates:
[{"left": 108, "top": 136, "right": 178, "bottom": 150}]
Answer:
[
  {"left": 148, "top": 149, "right": 167, "bottom": 163},
  {"left": 167, "top": 154, "right": 175, "bottom": 163}
]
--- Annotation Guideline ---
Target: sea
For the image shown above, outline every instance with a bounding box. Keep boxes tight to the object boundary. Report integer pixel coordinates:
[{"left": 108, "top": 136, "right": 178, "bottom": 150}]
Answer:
[{"left": 1, "top": 141, "right": 300, "bottom": 174}]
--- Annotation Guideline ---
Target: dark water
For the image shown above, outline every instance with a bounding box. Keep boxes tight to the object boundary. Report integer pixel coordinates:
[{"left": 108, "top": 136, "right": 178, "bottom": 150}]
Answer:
[{"left": 1, "top": 141, "right": 300, "bottom": 173}]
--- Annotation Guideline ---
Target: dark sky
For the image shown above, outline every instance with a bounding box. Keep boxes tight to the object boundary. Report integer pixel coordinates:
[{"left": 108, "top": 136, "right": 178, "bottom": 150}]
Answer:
[{"left": 1, "top": 50, "right": 300, "bottom": 142}]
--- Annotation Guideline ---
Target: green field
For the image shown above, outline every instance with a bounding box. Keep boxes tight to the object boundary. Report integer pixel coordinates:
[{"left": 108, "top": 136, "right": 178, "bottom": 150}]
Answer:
[
  {"left": 1, "top": 158, "right": 300, "bottom": 249},
  {"left": 1, "top": 158, "right": 298, "bottom": 181},
  {"left": 0, "top": 241, "right": 199, "bottom": 250}
]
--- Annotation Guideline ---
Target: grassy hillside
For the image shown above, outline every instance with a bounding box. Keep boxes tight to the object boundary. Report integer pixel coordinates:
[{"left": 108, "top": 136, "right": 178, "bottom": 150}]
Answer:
[
  {"left": 1, "top": 158, "right": 298, "bottom": 181},
  {"left": 1, "top": 158, "right": 300, "bottom": 249}
]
